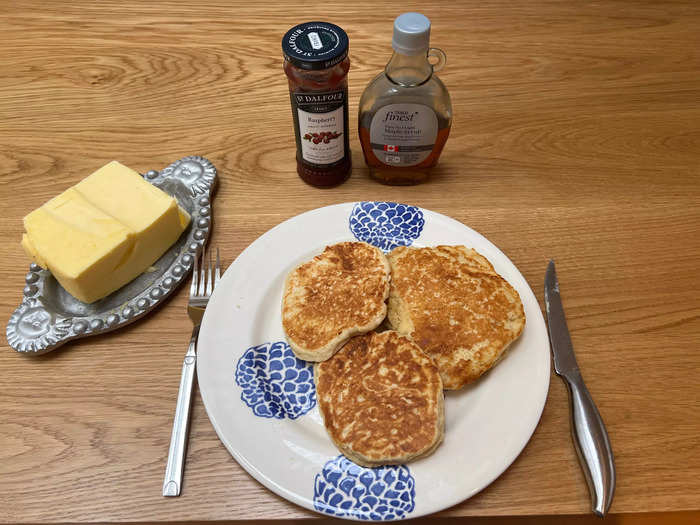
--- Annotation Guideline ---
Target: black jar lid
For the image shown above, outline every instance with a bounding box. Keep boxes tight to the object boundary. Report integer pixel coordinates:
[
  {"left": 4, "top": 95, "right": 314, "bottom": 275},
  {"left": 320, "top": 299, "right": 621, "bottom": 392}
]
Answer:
[{"left": 282, "top": 22, "right": 349, "bottom": 70}]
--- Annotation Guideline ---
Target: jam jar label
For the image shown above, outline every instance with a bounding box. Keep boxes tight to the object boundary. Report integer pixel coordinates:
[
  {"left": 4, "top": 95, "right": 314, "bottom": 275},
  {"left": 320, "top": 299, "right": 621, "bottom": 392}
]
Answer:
[
  {"left": 292, "top": 89, "right": 347, "bottom": 166},
  {"left": 369, "top": 104, "right": 438, "bottom": 167}
]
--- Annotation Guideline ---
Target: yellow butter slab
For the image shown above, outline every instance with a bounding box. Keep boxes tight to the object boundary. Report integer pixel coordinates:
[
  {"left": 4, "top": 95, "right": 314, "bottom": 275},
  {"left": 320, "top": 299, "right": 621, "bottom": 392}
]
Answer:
[{"left": 22, "top": 161, "right": 191, "bottom": 303}]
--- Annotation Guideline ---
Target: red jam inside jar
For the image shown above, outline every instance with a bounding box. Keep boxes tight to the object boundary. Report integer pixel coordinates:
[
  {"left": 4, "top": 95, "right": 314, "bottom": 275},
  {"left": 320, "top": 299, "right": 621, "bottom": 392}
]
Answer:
[{"left": 282, "top": 22, "right": 351, "bottom": 187}]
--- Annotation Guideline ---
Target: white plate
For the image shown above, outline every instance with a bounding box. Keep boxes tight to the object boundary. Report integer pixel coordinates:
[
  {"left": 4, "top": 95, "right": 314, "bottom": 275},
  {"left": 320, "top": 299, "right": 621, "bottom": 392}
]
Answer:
[{"left": 197, "top": 202, "right": 550, "bottom": 521}]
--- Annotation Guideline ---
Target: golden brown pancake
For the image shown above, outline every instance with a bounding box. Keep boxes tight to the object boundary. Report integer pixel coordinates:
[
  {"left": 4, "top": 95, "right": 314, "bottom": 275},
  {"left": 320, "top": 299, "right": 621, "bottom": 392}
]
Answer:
[
  {"left": 282, "top": 242, "right": 390, "bottom": 362},
  {"left": 315, "top": 330, "right": 444, "bottom": 466},
  {"left": 387, "top": 245, "right": 525, "bottom": 390}
]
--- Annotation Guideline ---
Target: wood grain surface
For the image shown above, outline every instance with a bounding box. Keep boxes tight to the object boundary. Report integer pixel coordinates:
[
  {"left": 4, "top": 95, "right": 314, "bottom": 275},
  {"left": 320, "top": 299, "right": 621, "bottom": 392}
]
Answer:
[{"left": 1, "top": 0, "right": 699, "bottom": 523}]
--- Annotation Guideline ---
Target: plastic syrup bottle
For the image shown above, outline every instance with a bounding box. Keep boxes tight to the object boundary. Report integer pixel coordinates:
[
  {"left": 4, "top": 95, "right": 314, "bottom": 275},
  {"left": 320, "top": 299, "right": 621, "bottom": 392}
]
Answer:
[{"left": 359, "top": 13, "right": 452, "bottom": 185}]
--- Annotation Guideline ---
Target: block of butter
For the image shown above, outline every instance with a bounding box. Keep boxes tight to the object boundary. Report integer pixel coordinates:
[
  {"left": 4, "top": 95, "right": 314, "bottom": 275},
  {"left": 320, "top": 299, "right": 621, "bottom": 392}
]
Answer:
[{"left": 21, "top": 161, "right": 190, "bottom": 303}]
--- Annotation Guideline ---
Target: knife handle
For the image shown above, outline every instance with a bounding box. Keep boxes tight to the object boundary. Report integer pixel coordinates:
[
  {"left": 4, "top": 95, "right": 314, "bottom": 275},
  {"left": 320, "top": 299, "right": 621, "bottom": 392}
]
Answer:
[{"left": 563, "top": 371, "right": 616, "bottom": 516}]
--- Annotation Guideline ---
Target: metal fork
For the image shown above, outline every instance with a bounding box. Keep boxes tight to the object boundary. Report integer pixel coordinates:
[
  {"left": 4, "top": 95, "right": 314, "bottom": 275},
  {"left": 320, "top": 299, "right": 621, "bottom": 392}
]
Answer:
[{"left": 163, "top": 246, "right": 221, "bottom": 497}]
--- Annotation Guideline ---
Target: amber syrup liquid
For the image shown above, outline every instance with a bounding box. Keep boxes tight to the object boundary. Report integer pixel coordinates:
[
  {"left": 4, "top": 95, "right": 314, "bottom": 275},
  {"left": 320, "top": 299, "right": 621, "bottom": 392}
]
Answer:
[{"left": 359, "top": 125, "right": 451, "bottom": 185}]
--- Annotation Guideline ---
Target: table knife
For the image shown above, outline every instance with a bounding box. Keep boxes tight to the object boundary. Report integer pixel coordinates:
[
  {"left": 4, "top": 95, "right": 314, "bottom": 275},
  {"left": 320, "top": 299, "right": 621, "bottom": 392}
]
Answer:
[{"left": 544, "top": 260, "right": 616, "bottom": 517}]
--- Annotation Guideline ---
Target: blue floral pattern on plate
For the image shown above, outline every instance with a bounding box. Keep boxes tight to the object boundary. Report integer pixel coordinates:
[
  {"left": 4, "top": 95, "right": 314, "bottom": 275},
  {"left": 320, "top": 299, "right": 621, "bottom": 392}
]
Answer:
[
  {"left": 314, "top": 455, "right": 416, "bottom": 520},
  {"left": 349, "top": 202, "right": 425, "bottom": 252},
  {"left": 235, "top": 341, "right": 316, "bottom": 419}
]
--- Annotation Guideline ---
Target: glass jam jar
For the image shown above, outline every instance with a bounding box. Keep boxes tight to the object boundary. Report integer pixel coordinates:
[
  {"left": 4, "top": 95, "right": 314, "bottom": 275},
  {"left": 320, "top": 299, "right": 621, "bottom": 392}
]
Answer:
[{"left": 282, "top": 22, "right": 351, "bottom": 187}]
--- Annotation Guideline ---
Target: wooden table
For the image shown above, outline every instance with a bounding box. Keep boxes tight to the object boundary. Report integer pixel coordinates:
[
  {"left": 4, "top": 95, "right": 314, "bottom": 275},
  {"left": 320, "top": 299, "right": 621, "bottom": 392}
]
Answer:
[{"left": 2, "top": 1, "right": 699, "bottom": 523}]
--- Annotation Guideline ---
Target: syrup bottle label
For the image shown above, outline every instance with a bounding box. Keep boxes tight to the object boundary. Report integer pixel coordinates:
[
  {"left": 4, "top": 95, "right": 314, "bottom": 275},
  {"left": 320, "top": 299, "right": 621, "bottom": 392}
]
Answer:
[
  {"left": 369, "top": 103, "right": 438, "bottom": 166},
  {"left": 292, "top": 89, "right": 348, "bottom": 166}
]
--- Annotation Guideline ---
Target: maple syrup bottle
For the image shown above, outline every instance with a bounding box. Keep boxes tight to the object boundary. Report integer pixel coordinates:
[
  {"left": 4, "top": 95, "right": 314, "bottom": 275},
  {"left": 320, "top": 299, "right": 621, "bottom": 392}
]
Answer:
[{"left": 359, "top": 13, "right": 452, "bottom": 185}]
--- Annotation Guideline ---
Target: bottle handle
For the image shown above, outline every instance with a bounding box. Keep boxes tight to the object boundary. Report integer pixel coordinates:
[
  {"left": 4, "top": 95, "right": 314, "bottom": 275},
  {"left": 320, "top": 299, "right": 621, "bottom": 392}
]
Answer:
[{"left": 428, "top": 48, "right": 447, "bottom": 72}]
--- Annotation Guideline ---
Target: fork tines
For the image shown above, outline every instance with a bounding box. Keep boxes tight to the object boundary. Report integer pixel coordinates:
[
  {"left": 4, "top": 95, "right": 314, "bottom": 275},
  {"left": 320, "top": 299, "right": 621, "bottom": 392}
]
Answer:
[{"left": 191, "top": 246, "right": 221, "bottom": 298}]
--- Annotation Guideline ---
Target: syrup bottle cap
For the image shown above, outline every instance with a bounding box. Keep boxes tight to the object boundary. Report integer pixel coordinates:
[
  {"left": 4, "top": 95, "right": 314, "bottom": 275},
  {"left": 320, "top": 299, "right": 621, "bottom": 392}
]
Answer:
[{"left": 392, "top": 13, "right": 431, "bottom": 56}]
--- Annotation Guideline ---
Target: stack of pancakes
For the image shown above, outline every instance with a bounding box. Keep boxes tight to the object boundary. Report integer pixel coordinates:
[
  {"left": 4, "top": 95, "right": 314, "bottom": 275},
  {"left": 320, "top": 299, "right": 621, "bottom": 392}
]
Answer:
[{"left": 282, "top": 241, "right": 525, "bottom": 466}]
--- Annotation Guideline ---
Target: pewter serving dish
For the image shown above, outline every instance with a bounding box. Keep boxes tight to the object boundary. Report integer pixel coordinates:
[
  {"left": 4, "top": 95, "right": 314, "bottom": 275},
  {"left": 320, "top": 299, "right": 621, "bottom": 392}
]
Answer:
[{"left": 6, "top": 156, "right": 217, "bottom": 355}]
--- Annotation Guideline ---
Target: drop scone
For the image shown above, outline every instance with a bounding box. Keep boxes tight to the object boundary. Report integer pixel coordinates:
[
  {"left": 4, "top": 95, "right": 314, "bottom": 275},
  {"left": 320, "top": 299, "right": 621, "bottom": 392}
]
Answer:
[
  {"left": 387, "top": 245, "right": 526, "bottom": 390},
  {"left": 315, "top": 330, "right": 444, "bottom": 466},
  {"left": 282, "top": 242, "right": 390, "bottom": 362}
]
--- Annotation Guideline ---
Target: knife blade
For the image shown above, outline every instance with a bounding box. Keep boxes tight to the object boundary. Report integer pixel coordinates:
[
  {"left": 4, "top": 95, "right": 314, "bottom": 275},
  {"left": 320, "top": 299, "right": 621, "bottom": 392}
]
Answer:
[{"left": 544, "top": 260, "right": 616, "bottom": 517}]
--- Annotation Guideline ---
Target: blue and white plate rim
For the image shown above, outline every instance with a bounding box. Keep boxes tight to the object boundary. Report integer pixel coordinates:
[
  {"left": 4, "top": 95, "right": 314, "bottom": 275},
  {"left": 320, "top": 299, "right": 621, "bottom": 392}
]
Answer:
[{"left": 196, "top": 201, "right": 551, "bottom": 520}]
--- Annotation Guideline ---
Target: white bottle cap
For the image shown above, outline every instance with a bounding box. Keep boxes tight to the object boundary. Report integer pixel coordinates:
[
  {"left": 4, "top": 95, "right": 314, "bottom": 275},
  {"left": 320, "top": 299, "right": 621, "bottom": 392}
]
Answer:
[{"left": 392, "top": 13, "right": 431, "bottom": 56}]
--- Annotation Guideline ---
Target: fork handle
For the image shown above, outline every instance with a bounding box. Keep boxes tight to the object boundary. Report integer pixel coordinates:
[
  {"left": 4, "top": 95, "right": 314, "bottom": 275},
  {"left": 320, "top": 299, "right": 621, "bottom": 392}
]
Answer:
[{"left": 163, "top": 325, "right": 199, "bottom": 497}]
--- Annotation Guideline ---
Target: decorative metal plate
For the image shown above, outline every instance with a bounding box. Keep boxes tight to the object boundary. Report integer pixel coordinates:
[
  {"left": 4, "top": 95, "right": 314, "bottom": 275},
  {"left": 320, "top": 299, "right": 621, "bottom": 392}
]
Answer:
[{"left": 6, "top": 155, "right": 217, "bottom": 355}]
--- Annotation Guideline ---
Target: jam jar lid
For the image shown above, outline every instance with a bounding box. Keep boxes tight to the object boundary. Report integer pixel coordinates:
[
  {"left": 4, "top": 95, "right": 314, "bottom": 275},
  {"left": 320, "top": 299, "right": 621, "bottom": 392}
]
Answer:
[{"left": 282, "top": 22, "right": 348, "bottom": 71}]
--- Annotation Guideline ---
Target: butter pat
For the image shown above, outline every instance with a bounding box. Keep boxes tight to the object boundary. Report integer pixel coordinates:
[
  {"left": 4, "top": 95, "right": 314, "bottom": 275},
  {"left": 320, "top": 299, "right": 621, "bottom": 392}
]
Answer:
[{"left": 22, "top": 161, "right": 190, "bottom": 303}]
